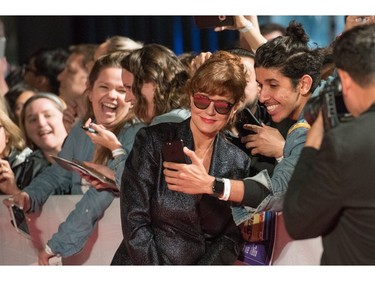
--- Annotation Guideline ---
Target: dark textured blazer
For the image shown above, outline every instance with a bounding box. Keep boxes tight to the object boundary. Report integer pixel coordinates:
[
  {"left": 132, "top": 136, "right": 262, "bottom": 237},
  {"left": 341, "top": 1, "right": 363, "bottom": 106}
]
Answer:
[
  {"left": 112, "top": 118, "right": 251, "bottom": 265},
  {"left": 284, "top": 103, "right": 375, "bottom": 264}
]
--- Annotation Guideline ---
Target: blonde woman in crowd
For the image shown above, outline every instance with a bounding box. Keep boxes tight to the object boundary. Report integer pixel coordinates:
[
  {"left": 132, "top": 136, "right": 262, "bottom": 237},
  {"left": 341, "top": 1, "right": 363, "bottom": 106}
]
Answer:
[{"left": 1, "top": 93, "right": 67, "bottom": 195}]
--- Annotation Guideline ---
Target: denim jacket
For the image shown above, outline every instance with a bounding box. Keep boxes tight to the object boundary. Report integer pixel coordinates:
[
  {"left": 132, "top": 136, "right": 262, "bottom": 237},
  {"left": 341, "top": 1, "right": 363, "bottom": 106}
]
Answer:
[
  {"left": 232, "top": 118, "right": 310, "bottom": 225},
  {"left": 48, "top": 110, "right": 190, "bottom": 258},
  {"left": 24, "top": 120, "right": 96, "bottom": 211},
  {"left": 24, "top": 119, "right": 146, "bottom": 257},
  {"left": 231, "top": 78, "right": 335, "bottom": 225}
]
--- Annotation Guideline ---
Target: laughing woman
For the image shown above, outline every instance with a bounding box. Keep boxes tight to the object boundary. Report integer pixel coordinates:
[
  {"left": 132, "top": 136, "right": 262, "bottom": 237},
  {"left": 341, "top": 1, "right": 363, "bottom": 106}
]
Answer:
[{"left": 3, "top": 51, "right": 145, "bottom": 264}]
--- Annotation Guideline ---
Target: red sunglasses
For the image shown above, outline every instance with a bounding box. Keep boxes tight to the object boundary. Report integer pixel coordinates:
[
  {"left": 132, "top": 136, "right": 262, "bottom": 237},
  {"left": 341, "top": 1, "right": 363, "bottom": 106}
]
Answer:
[{"left": 192, "top": 93, "right": 234, "bottom": 115}]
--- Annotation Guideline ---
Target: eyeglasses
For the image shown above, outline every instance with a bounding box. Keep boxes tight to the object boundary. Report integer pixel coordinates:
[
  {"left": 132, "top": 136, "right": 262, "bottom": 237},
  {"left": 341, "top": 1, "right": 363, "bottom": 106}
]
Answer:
[{"left": 192, "top": 93, "right": 234, "bottom": 115}]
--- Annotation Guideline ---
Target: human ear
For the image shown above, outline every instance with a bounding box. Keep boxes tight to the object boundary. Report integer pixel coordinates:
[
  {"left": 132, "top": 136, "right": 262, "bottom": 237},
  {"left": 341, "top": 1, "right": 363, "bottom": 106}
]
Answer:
[
  {"left": 337, "top": 69, "right": 351, "bottom": 97},
  {"left": 36, "top": 76, "right": 48, "bottom": 90},
  {"left": 299, "top": 75, "right": 313, "bottom": 96}
]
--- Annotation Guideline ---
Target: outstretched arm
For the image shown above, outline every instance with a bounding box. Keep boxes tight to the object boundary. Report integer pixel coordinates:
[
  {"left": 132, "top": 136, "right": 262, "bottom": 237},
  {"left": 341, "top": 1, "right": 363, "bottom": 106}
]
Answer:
[
  {"left": 214, "top": 16, "right": 267, "bottom": 53},
  {"left": 163, "top": 146, "right": 245, "bottom": 203}
]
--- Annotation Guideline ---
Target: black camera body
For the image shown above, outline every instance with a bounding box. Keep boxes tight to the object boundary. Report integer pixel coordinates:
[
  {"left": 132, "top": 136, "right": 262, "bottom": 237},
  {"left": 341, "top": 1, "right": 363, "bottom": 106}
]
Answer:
[{"left": 304, "top": 77, "right": 353, "bottom": 131}]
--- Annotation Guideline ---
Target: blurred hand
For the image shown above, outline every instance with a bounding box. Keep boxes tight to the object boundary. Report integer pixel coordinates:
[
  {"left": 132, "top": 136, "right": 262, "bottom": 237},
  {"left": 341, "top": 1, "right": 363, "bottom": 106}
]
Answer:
[
  {"left": 190, "top": 52, "right": 212, "bottom": 74},
  {"left": 0, "top": 159, "right": 19, "bottom": 195},
  {"left": 2, "top": 191, "right": 31, "bottom": 212},
  {"left": 214, "top": 15, "right": 253, "bottom": 32},
  {"left": 38, "top": 249, "right": 54, "bottom": 265}
]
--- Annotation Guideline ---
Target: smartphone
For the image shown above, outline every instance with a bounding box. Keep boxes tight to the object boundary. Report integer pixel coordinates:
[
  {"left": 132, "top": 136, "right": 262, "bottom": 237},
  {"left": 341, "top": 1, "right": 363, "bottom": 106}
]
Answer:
[
  {"left": 0, "top": 37, "right": 6, "bottom": 58},
  {"left": 235, "top": 108, "right": 262, "bottom": 137},
  {"left": 194, "top": 16, "right": 235, "bottom": 29},
  {"left": 81, "top": 126, "right": 98, "bottom": 134},
  {"left": 161, "top": 139, "right": 187, "bottom": 164},
  {"left": 8, "top": 205, "right": 31, "bottom": 239}
]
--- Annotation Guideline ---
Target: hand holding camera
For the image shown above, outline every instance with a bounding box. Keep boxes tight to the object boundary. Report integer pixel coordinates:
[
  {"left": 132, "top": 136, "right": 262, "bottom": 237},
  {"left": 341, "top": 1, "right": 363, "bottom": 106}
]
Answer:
[{"left": 304, "top": 77, "right": 353, "bottom": 131}]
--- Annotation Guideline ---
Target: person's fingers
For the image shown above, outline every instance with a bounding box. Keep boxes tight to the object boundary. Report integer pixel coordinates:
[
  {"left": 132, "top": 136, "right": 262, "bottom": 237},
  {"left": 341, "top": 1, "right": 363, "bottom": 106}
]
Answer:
[
  {"left": 243, "top": 124, "right": 262, "bottom": 133},
  {"left": 0, "top": 164, "right": 9, "bottom": 174},
  {"left": 250, "top": 147, "right": 259, "bottom": 156},
  {"left": 163, "top": 167, "right": 175, "bottom": 178},
  {"left": 183, "top": 147, "right": 202, "bottom": 166},
  {"left": 89, "top": 123, "right": 102, "bottom": 133},
  {"left": 2, "top": 167, "right": 9, "bottom": 173},
  {"left": 84, "top": 118, "right": 92, "bottom": 128},
  {"left": 3, "top": 196, "right": 14, "bottom": 207},
  {"left": 214, "top": 26, "right": 225, "bottom": 32}
]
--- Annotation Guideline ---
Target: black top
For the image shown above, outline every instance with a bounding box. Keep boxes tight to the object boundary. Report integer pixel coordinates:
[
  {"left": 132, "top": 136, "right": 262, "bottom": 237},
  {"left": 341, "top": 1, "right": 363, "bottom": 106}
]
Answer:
[
  {"left": 283, "top": 103, "right": 375, "bottom": 265},
  {"left": 0, "top": 149, "right": 49, "bottom": 195}
]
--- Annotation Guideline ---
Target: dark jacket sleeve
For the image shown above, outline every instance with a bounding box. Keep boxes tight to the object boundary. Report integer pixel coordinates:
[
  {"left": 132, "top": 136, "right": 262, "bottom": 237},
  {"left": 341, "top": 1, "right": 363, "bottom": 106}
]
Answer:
[
  {"left": 120, "top": 127, "right": 168, "bottom": 264},
  {"left": 283, "top": 141, "right": 343, "bottom": 239},
  {"left": 242, "top": 180, "right": 271, "bottom": 207}
]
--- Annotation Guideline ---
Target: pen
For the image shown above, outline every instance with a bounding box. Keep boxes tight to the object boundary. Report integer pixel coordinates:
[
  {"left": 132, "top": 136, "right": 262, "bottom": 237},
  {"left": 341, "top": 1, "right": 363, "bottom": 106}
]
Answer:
[{"left": 81, "top": 126, "right": 98, "bottom": 134}]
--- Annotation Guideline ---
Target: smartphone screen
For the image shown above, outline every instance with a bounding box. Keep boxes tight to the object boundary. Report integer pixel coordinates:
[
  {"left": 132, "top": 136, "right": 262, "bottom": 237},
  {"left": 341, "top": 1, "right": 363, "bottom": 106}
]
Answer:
[
  {"left": 161, "top": 139, "right": 187, "bottom": 164},
  {"left": 9, "top": 205, "right": 31, "bottom": 239}
]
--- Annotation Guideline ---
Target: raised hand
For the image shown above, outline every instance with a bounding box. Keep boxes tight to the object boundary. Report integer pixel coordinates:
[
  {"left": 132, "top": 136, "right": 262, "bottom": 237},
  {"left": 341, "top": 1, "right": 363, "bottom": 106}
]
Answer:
[
  {"left": 163, "top": 147, "right": 214, "bottom": 195},
  {"left": 241, "top": 123, "right": 285, "bottom": 158},
  {"left": 83, "top": 118, "right": 122, "bottom": 151}
]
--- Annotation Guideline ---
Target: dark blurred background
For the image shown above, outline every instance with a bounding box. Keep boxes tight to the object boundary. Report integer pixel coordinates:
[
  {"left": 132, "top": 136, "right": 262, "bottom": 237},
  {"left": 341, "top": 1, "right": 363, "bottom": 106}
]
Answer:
[{"left": 0, "top": 15, "right": 345, "bottom": 66}]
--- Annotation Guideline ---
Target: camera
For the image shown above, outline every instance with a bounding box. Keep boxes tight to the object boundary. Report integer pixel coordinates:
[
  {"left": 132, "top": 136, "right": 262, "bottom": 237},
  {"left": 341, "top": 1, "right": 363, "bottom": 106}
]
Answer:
[{"left": 304, "top": 77, "right": 353, "bottom": 131}]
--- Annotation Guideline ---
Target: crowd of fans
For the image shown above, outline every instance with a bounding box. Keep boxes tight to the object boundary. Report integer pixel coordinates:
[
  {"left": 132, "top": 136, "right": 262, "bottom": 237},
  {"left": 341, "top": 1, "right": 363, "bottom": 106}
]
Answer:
[{"left": 1, "top": 15, "right": 375, "bottom": 266}]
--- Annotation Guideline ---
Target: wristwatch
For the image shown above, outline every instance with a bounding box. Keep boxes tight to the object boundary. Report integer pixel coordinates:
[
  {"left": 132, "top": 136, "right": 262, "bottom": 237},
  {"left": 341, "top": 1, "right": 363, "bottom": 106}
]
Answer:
[{"left": 212, "top": 178, "right": 225, "bottom": 197}]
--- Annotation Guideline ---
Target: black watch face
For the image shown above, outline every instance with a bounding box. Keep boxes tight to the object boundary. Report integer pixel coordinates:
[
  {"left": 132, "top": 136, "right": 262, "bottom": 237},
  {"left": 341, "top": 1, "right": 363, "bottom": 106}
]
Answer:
[{"left": 213, "top": 178, "right": 225, "bottom": 195}]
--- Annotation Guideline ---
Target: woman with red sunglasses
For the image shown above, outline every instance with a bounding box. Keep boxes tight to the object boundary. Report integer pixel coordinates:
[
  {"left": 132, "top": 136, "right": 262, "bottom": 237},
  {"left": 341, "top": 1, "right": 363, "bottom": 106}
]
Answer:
[{"left": 111, "top": 50, "right": 251, "bottom": 265}]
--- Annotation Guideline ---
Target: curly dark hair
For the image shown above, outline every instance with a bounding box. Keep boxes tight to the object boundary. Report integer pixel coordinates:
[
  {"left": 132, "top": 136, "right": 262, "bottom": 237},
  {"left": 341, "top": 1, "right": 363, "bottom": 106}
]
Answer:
[{"left": 255, "top": 20, "right": 324, "bottom": 94}]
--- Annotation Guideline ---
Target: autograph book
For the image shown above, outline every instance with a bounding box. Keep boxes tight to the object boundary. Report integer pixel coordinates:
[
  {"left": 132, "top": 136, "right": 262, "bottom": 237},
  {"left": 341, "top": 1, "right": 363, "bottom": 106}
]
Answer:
[
  {"left": 51, "top": 155, "right": 118, "bottom": 192},
  {"left": 237, "top": 211, "right": 277, "bottom": 265}
]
